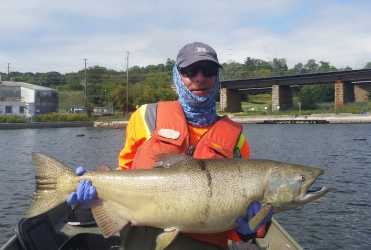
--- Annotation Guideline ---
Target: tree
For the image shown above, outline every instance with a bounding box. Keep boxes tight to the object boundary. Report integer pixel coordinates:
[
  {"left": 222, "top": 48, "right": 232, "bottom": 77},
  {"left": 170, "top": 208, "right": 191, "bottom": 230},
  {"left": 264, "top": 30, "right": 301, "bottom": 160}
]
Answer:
[
  {"left": 318, "top": 61, "right": 337, "bottom": 73},
  {"left": 271, "top": 58, "right": 288, "bottom": 75},
  {"left": 312, "top": 83, "right": 334, "bottom": 102},
  {"left": 63, "top": 72, "right": 84, "bottom": 91},
  {"left": 288, "top": 62, "right": 304, "bottom": 75},
  {"left": 38, "top": 71, "right": 66, "bottom": 87},
  {"left": 220, "top": 61, "right": 247, "bottom": 80},
  {"left": 304, "top": 59, "right": 319, "bottom": 73},
  {"left": 244, "top": 57, "right": 257, "bottom": 71},
  {"left": 4, "top": 71, "right": 25, "bottom": 82},
  {"left": 128, "top": 66, "right": 146, "bottom": 84},
  {"left": 22, "top": 72, "right": 39, "bottom": 84},
  {"left": 87, "top": 66, "right": 106, "bottom": 85},
  {"left": 165, "top": 58, "right": 176, "bottom": 71},
  {"left": 298, "top": 83, "right": 334, "bottom": 109},
  {"left": 244, "top": 57, "right": 272, "bottom": 71},
  {"left": 243, "top": 57, "right": 289, "bottom": 78},
  {"left": 252, "top": 68, "right": 272, "bottom": 78},
  {"left": 111, "top": 85, "right": 130, "bottom": 113},
  {"left": 364, "top": 61, "right": 371, "bottom": 69},
  {"left": 131, "top": 72, "right": 177, "bottom": 105},
  {"left": 338, "top": 66, "right": 352, "bottom": 71}
]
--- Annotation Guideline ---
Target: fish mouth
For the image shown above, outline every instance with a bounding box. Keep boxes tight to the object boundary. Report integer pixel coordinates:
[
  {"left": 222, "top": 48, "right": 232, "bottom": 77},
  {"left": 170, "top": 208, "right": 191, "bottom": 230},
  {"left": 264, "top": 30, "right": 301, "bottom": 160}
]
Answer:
[
  {"left": 304, "top": 185, "right": 329, "bottom": 200},
  {"left": 298, "top": 186, "right": 329, "bottom": 204},
  {"left": 307, "top": 186, "right": 328, "bottom": 195},
  {"left": 297, "top": 172, "right": 329, "bottom": 204}
]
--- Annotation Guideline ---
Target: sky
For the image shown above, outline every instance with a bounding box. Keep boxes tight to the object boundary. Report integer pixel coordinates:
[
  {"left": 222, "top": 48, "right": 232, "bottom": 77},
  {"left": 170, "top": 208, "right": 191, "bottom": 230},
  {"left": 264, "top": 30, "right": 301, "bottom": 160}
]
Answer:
[{"left": 1, "top": 0, "right": 371, "bottom": 74}]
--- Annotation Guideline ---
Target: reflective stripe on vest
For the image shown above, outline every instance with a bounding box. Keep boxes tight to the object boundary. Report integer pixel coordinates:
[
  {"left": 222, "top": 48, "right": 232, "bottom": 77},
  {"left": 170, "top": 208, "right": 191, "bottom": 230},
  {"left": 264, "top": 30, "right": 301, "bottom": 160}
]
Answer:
[{"left": 144, "top": 103, "right": 158, "bottom": 138}]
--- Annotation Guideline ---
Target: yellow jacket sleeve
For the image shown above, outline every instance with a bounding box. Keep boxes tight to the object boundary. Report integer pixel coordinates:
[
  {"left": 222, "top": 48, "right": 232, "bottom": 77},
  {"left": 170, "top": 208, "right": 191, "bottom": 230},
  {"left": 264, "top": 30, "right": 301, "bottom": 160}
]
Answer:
[
  {"left": 117, "top": 107, "right": 148, "bottom": 170},
  {"left": 238, "top": 134, "right": 251, "bottom": 159}
]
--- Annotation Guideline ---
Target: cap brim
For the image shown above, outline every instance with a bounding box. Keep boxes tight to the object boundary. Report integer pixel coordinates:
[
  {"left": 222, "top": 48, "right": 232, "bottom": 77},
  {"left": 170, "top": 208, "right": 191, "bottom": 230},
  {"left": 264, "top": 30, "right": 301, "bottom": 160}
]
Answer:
[{"left": 179, "top": 56, "right": 222, "bottom": 68}]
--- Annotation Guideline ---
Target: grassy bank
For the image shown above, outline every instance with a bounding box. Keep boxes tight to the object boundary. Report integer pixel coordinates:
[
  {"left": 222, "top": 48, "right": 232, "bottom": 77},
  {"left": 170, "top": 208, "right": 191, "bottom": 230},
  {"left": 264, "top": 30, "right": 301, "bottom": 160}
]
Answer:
[
  {"left": 36, "top": 113, "right": 90, "bottom": 122},
  {"left": 229, "top": 101, "right": 371, "bottom": 116},
  {"left": 218, "top": 95, "right": 371, "bottom": 116},
  {"left": 1, "top": 92, "right": 370, "bottom": 123},
  {"left": 0, "top": 115, "right": 26, "bottom": 123}
]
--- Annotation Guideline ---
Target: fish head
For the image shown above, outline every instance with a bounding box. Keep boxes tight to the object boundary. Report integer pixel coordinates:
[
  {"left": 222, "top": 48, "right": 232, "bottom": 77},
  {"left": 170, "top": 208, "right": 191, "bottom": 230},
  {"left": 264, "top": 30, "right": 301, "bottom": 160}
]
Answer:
[{"left": 264, "top": 162, "right": 329, "bottom": 213}]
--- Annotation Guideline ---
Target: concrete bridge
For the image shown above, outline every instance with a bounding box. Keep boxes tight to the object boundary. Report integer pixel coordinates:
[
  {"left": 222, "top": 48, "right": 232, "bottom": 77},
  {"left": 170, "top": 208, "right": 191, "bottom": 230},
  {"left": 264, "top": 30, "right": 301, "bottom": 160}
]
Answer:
[{"left": 220, "top": 68, "right": 371, "bottom": 112}]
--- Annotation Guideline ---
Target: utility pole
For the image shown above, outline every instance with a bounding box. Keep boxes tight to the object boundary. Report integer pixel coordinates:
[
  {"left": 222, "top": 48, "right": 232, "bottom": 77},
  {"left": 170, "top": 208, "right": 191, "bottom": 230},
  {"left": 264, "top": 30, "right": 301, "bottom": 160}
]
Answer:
[
  {"left": 84, "top": 59, "right": 88, "bottom": 109},
  {"left": 126, "top": 52, "right": 129, "bottom": 120}
]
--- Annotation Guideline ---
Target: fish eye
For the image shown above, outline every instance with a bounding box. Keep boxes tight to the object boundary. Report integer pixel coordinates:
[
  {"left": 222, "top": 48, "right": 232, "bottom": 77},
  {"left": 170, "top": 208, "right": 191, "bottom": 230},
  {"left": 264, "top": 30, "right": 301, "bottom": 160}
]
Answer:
[{"left": 299, "top": 175, "right": 305, "bottom": 182}]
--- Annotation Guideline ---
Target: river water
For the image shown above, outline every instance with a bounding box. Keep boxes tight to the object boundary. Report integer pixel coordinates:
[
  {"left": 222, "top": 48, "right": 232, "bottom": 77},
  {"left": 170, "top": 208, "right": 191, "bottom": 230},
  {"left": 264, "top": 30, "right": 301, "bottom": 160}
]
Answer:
[{"left": 0, "top": 124, "right": 370, "bottom": 249}]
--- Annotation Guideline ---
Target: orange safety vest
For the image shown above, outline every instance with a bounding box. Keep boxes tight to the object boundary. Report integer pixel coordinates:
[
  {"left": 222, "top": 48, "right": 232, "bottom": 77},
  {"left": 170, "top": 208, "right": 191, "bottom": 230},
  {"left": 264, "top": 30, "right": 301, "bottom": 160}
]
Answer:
[
  {"left": 132, "top": 101, "right": 242, "bottom": 169},
  {"left": 131, "top": 101, "right": 243, "bottom": 248}
]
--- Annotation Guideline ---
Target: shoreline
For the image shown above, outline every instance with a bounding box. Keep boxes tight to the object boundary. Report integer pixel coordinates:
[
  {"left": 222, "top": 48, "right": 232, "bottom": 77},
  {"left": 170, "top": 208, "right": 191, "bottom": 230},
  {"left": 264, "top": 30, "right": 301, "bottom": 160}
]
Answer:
[
  {"left": 0, "top": 121, "right": 95, "bottom": 129},
  {"left": 0, "top": 114, "right": 370, "bottom": 129},
  {"left": 228, "top": 113, "right": 371, "bottom": 124}
]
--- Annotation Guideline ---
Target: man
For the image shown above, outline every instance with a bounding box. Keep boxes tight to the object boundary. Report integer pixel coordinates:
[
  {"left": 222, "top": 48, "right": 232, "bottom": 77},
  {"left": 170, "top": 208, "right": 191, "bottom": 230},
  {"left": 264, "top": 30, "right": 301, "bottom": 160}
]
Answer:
[{"left": 68, "top": 42, "right": 272, "bottom": 250}]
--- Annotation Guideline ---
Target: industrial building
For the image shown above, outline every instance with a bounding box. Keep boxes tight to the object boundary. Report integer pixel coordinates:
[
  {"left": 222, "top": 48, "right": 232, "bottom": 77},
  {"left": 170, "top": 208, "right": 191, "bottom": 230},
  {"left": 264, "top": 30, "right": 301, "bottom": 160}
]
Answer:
[{"left": 0, "top": 77, "right": 58, "bottom": 119}]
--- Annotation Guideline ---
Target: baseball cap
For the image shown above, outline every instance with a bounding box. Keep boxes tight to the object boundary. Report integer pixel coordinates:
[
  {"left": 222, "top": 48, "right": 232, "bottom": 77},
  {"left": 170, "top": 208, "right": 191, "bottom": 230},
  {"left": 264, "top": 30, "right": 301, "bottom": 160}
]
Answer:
[{"left": 176, "top": 42, "right": 222, "bottom": 68}]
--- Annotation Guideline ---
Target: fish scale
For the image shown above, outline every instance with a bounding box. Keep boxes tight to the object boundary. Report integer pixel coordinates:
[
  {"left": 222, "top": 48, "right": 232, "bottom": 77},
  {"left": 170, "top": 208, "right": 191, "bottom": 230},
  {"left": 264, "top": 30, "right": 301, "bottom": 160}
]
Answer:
[{"left": 25, "top": 152, "right": 329, "bottom": 250}]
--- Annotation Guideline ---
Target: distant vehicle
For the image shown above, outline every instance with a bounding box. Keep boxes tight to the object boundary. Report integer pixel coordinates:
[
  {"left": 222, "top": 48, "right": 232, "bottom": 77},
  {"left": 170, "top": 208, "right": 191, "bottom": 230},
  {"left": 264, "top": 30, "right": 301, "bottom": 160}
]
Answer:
[{"left": 73, "top": 108, "right": 86, "bottom": 114}]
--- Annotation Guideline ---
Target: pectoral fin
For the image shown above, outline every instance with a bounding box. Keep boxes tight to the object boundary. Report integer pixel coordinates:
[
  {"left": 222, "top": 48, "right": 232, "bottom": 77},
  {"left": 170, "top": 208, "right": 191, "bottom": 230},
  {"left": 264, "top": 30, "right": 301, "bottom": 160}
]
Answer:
[
  {"left": 90, "top": 199, "right": 129, "bottom": 238},
  {"left": 248, "top": 203, "right": 273, "bottom": 230},
  {"left": 155, "top": 227, "right": 179, "bottom": 250}
]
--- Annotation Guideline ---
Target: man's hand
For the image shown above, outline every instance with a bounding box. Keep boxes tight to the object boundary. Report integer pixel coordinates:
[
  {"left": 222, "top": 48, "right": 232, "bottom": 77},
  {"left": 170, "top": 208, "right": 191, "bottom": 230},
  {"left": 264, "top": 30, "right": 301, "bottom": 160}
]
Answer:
[
  {"left": 234, "top": 202, "right": 273, "bottom": 241},
  {"left": 67, "top": 167, "right": 97, "bottom": 207},
  {"left": 75, "top": 166, "right": 88, "bottom": 176}
]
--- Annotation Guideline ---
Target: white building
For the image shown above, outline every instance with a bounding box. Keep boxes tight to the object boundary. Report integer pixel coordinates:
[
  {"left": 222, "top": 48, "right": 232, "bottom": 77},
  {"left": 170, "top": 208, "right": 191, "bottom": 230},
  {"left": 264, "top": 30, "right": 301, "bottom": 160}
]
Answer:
[{"left": 0, "top": 78, "right": 58, "bottom": 118}]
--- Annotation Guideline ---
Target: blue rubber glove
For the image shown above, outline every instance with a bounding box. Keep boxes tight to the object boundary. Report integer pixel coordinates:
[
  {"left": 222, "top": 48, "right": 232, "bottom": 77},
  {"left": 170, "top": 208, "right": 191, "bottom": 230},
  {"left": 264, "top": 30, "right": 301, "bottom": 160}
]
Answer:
[
  {"left": 235, "top": 202, "right": 273, "bottom": 235},
  {"left": 75, "top": 166, "right": 88, "bottom": 176},
  {"left": 67, "top": 167, "right": 97, "bottom": 207}
]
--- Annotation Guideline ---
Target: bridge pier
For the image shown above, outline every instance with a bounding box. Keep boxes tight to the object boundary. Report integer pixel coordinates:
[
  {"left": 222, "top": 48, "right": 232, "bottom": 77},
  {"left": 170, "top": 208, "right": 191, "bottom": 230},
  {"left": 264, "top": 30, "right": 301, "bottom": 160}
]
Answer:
[
  {"left": 271, "top": 85, "right": 293, "bottom": 111},
  {"left": 335, "top": 80, "right": 354, "bottom": 106},
  {"left": 220, "top": 88, "right": 242, "bottom": 112},
  {"left": 354, "top": 83, "right": 371, "bottom": 102}
]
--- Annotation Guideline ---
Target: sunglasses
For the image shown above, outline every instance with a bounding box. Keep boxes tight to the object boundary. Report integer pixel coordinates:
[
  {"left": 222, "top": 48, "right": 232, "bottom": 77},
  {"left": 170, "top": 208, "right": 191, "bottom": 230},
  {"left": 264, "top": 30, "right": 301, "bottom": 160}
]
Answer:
[{"left": 178, "top": 65, "right": 219, "bottom": 77}]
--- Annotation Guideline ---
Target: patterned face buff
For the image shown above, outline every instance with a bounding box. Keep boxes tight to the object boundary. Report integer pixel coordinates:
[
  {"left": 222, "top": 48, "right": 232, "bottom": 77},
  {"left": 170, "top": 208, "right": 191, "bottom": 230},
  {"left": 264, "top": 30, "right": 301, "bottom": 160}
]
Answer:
[{"left": 172, "top": 66, "right": 219, "bottom": 127}]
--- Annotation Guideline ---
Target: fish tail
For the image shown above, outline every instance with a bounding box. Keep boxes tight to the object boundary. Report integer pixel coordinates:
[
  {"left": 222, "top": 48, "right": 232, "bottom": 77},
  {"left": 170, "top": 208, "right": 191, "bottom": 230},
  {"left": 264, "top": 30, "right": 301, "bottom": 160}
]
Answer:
[{"left": 24, "top": 152, "right": 77, "bottom": 218}]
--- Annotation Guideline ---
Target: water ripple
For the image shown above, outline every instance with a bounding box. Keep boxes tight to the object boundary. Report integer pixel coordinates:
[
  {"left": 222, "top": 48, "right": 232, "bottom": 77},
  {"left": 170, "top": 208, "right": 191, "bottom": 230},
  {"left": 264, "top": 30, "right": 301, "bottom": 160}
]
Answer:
[
  {"left": 1, "top": 124, "right": 371, "bottom": 249},
  {"left": 245, "top": 123, "right": 371, "bottom": 249}
]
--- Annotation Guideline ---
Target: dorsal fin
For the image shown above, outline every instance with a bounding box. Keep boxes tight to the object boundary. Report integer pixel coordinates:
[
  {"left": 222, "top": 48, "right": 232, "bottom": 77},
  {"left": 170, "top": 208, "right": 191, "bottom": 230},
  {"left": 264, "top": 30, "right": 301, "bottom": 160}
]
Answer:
[{"left": 153, "top": 154, "right": 197, "bottom": 168}]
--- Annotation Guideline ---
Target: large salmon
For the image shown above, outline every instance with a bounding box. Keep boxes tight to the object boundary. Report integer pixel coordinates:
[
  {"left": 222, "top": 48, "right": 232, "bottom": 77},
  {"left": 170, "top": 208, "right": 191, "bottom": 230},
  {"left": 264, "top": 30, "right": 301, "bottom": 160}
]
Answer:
[{"left": 25, "top": 153, "right": 329, "bottom": 250}]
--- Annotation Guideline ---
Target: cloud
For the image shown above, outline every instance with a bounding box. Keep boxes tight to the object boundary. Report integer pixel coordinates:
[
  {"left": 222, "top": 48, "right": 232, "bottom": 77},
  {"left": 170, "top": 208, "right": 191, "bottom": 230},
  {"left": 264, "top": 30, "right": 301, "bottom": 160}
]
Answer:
[{"left": 1, "top": 0, "right": 371, "bottom": 73}]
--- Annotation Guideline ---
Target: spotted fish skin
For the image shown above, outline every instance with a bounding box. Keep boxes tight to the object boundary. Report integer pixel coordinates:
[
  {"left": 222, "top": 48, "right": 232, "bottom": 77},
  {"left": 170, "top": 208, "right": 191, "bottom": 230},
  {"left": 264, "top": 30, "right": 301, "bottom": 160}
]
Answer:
[{"left": 25, "top": 152, "right": 329, "bottom": 250}]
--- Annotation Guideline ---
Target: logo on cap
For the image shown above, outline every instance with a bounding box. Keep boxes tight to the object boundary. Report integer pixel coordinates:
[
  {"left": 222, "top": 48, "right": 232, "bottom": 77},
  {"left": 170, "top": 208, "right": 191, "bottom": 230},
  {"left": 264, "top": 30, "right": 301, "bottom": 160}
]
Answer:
[{"left": 196, "top": 47, "right": 207, "bottom": 52}]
